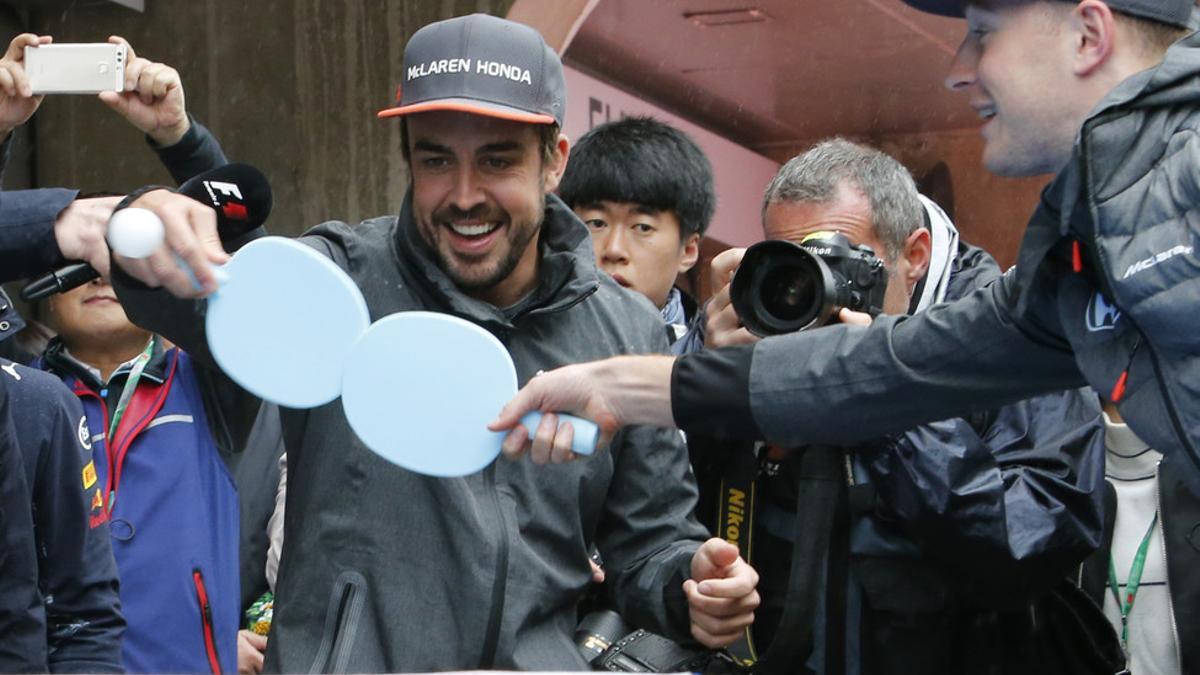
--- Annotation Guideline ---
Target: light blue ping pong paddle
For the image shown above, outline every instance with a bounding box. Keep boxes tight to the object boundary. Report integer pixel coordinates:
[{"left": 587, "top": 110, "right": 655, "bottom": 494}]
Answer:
[
  {"left": 340, "top": 312, "right": 598, "bottom": 477},
  {"left": 205, "top": 236, "right": 370, "bottom": 408}
]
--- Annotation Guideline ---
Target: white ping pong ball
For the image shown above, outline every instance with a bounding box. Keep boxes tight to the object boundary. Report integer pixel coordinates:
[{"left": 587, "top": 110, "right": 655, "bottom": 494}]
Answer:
[{"left": 107, "top": 207, "right": 166, "bottom": 259}]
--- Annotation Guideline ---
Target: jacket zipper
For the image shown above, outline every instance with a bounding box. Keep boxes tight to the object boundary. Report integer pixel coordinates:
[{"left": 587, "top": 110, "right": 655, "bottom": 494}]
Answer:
[
  {"left": 1110, "top": 336, "right": 1140, "bottom": 403},
  {"left": 74, "top": 386, "right": 115, "bottom": 513},
  {"left": 478, "top": 463, "right": 510, "bottom": 669},
  {"left": 512, "top": 284, "right": 599, "bottom": 324},
  {"left": 193, "top": 568, "right": 222, "bottom": 674},
  {"left": 1154, "top": 464, "right": 1183, "bottom": 668},
  {"left": 320, "top": 581, "right": 359, "bottom": 673}
]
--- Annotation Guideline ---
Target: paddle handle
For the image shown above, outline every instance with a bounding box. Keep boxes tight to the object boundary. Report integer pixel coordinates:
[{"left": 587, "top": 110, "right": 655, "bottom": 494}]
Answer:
[
  {"left": 519, "top": 412, "right": 598, "bottom": 456},
  {"left": 176, "top": 254, "right": 229, "bottom": 290}
]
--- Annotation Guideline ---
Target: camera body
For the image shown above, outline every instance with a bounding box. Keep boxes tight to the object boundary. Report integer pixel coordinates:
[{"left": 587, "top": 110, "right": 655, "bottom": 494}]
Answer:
[{"left": 730, "top": 231, "right": 887, "bottom": 336}]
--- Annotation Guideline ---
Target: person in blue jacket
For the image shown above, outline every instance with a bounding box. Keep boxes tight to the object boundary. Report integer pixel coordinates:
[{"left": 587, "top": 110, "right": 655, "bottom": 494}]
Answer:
[
  {"left": 37, "top": 296, "right": 244, "bottom": 674},
  {"left": 2, "top": 355, "right": 125, "bottom": 673},
  {"left": 0, "top": 377, "right": 46, "bottom": 673}
]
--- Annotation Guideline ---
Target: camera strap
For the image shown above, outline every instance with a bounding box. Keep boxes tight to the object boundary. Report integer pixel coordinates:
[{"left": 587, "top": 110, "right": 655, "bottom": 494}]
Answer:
[
  {"left": 715, "top": 442, "right": 762, "bottom": 668},
  {"left": 754, "top": 445, "right": 845, "bottom": 673}
]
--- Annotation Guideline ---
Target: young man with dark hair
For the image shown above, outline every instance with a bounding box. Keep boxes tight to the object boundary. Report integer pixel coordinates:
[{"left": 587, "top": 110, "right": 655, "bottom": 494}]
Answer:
[{"left": 558, "top": 116, "right": 714, "bottom": 353}]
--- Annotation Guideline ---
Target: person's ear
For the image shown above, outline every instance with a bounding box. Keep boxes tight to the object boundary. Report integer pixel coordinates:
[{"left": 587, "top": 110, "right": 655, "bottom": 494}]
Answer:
[
  {"left": 542, "top": 133, "right": 570, "bottom": 194},
  {"left": 900, "top": 227, "right": 932, "bottom": 293},
  {"left": 1071, "top": 0, "right": 1117, "bottom": 77},
  {"left": 677, "top": 232, "right": 701, "bottom": 274}
]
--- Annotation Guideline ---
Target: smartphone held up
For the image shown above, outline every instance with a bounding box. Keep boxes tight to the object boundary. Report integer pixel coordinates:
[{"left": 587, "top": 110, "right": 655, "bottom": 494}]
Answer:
[{"left": 24, "top": 43, "right": 126, "bottom": 94}]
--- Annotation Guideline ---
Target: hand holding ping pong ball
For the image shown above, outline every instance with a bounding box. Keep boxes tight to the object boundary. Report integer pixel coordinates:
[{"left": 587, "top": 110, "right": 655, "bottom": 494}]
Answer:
[
  {"left": 106, "top": 207, "right": 165, "bottom": 259},
  {"left": 107, "top": 205, "right": 228, "bottom": 291}
]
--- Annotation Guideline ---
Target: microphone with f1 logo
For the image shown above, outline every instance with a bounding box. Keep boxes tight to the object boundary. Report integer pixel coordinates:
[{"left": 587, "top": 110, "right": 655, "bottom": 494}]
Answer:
[{"left": 20, "top": 163, "right": 272, "bottom": 302}]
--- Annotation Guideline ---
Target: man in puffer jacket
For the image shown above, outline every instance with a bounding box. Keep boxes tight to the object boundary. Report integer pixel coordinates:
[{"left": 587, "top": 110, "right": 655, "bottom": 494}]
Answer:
[{"left": 491, "top": 1, "right": 1200, "bottom": 524}]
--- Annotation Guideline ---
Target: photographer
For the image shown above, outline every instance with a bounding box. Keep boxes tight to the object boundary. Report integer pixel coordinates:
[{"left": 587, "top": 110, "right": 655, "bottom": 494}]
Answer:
[
  {"left": 0, "top": 29, "right": 270, "bottom": 673},
  {"left": 687, "top": 140, "right": 1109, "bottom": 674}
]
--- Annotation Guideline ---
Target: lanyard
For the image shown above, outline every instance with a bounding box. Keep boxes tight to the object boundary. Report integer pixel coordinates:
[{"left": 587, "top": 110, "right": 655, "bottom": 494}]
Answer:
[
  {"left": 103, "top": 338, "right": 155, "bottom": 511},
  {"left": 1107, "top": 511, "right": 1159, "bottom": 650}
]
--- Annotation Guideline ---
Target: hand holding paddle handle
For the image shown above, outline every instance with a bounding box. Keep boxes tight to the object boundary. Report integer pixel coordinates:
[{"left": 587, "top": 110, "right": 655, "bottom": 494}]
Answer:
[
  {"left": 519, "top": 412, "right": 598, "bottom": 456},
  {"left": 106, "top": 207, "right": 228, "bottom": 288}
]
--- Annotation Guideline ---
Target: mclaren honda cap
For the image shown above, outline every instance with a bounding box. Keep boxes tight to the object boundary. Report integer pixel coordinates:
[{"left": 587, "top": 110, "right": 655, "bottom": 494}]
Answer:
[
  {"left": 378, "top": 13, "right": 565, "bottom": 126},
  {"left": 901, "top": 0, "right": 1194, "bottom": 29}
]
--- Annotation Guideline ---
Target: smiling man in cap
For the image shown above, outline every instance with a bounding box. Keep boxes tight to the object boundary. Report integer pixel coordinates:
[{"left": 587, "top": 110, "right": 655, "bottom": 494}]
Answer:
[{"left": 108, "top": 12, "right": 757, "bottom": 671}]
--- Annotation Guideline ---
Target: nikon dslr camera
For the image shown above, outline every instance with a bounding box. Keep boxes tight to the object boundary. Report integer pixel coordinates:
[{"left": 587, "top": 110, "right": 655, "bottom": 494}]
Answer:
[{"left": 729, "top": 231, "right": 887, "bottom": 335}]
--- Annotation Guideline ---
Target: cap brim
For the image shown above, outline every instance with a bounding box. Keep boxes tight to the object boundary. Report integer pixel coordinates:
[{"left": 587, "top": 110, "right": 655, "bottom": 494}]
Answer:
[
  {"left": 377, "top": 97, "right": 556, "bottom": 125},
  {"left": 899, "top": 0, "right": 966, "bottom": 18}
]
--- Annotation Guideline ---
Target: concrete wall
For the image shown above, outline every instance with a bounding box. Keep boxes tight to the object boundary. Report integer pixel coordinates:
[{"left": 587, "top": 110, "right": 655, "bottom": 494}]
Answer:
[
  {"left": 0, "top": 4, "right": 32, "bottom": 190},
  {"left": 22, "top": 0, "right": 514, "bottom": 237}
]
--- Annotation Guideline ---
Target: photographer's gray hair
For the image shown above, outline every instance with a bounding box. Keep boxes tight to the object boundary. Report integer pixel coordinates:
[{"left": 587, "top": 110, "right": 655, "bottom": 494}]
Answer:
[{"left": 761, "top": 138, "right": 923, "bottom": 263}]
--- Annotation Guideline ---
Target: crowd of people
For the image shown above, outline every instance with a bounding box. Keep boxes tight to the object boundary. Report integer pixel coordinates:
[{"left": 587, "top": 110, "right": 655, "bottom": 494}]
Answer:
[{"left": 1, "top": 0, "right": 1198, "bottom": 673}]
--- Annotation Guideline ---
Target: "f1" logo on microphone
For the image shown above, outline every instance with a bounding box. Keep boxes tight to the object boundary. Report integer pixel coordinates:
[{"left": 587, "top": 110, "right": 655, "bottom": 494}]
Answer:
[{"left": 204, "top": 180, "right": 249, "bottom": 221}]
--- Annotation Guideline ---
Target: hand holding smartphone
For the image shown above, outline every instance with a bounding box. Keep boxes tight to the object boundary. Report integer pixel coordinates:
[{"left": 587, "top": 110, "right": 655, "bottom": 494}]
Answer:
[{"left": 25, "top": 43, "right": 126, "bottom": 94}]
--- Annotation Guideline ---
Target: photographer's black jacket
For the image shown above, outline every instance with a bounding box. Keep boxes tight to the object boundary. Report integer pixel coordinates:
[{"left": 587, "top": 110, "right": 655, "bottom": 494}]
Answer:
[{"left": 688, "top": 240, "right": 1105, "bottom": 673}]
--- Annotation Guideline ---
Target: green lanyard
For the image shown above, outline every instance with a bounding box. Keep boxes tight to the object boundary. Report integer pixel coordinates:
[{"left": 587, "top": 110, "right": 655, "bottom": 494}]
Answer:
[
  {"left": 1107, "top": 511, "right": 1159, "bottom": 650},
  {"left": 104, "top": 339, "right": 156, "bottom": 511}
]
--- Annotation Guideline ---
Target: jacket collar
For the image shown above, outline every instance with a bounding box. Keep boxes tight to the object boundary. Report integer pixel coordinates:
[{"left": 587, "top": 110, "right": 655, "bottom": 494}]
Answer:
[
  {"left": 390, "top": 190, "right": 600, "bottom": 333},
  {"left": 42, "top": 334, "right": 169, "bottom": 392}
]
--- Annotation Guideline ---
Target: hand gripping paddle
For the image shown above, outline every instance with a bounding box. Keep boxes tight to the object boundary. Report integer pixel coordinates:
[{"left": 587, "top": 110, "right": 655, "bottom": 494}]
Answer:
[
  {"left": 108, "top": 210, "right": 369, "bottom": 408},
  {"left": 340, "top": 312, "right": 599, "bottom": 477}
]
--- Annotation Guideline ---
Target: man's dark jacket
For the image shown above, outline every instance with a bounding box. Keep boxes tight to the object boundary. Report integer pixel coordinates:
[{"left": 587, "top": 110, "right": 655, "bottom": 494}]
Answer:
[
  {"left": 3, "top": 358, "right": 124, "bottom": 673},
  {"left": 693, "top": 241, "right": 1105, "bottom": 674},
  {"left": 0, "top": 376, "right": 46, "bottom": 673},
  {"left": 113, "top": 193, "right": 710, "bottom": 672}
]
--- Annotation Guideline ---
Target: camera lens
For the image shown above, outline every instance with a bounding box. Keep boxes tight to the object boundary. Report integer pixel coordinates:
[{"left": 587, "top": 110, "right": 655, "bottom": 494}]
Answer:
[
  {"left": 731, "top": 240, "right": 837, "bottom": 336},
  {"left": 758, "top": 261, "right": 819, "bottom": 325}
]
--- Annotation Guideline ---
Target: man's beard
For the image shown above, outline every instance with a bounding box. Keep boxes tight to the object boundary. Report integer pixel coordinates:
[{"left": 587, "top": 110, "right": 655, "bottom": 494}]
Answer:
[{"left": 427, "top": 195, "right": 544, "bottom": 294}]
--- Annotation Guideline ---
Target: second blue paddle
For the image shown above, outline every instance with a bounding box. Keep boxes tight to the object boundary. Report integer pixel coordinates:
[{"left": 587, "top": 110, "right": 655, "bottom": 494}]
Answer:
[{"left": 340, "top": 312, "right": 598, "bottom": 477}]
